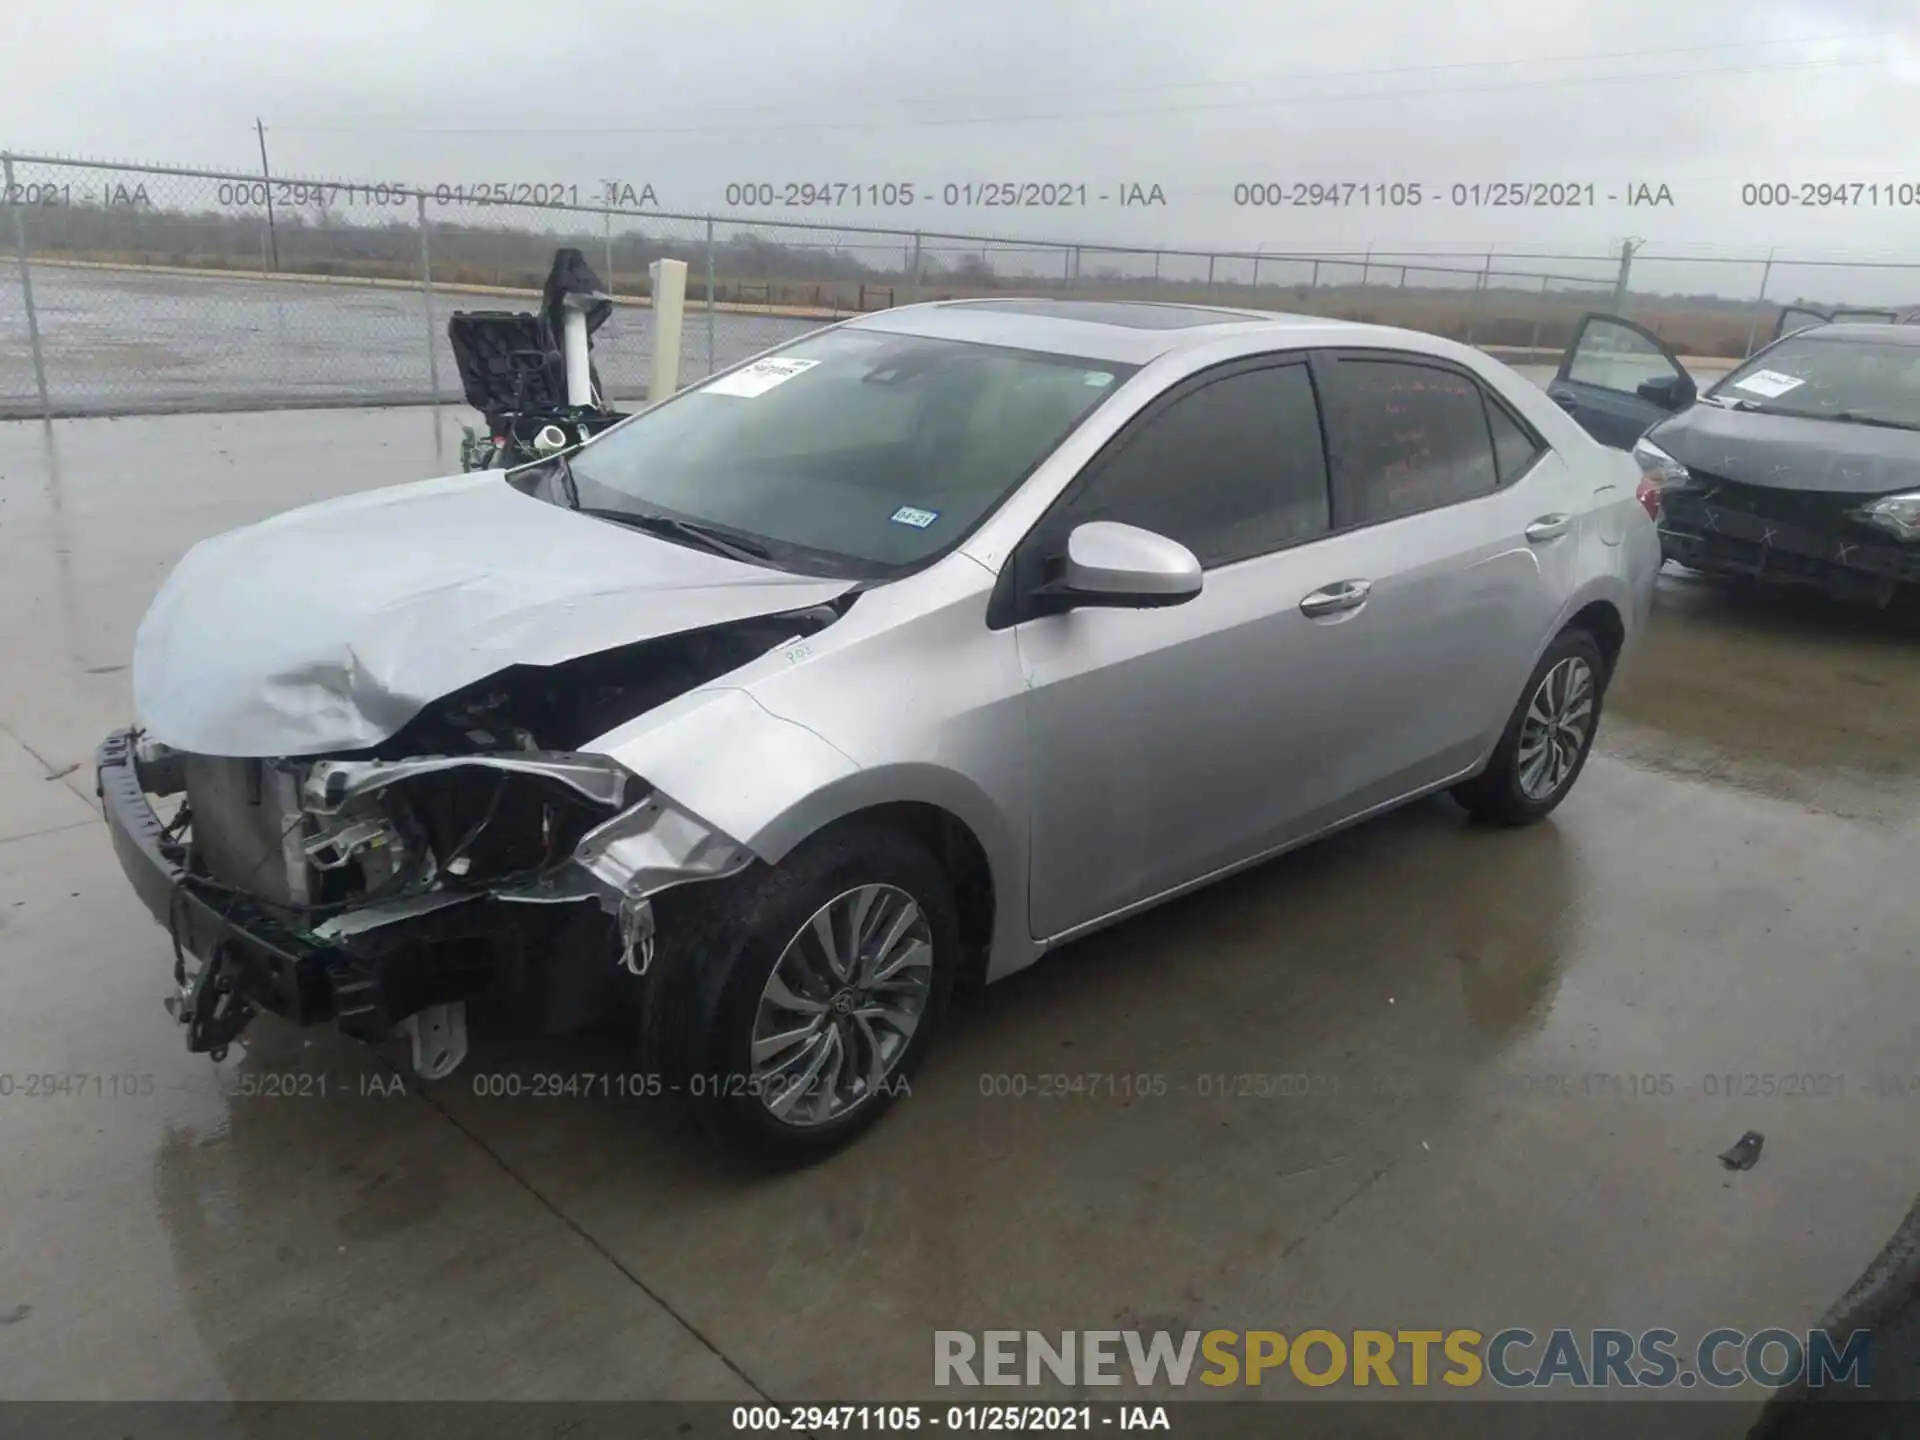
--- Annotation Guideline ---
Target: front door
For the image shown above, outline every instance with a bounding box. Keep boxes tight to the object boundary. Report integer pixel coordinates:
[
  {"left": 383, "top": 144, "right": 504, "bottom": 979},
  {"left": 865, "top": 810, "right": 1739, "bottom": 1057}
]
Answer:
[
  {"left": 1548, "top": 313, "right": 1695, "bottom": 449},
  {"left": 1014, "top": 356, "right": 1378, "bottom": 939}
]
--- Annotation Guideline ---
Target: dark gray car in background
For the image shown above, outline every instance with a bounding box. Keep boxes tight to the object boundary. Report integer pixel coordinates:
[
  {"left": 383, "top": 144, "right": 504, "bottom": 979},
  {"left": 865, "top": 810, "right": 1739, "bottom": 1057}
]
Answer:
[{"left": 1548, "top": 312, "right": 1920, "bottom": 605}]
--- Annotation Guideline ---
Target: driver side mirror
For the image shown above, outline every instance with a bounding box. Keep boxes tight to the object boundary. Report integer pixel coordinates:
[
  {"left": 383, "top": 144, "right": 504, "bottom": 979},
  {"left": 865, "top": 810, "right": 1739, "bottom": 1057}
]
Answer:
[
  {"left": 1636, "top": 373, "right": 1696, "bottom": 410},
  {"left": 1045, "top": 521, "right": 1203, "bottom": 611}
]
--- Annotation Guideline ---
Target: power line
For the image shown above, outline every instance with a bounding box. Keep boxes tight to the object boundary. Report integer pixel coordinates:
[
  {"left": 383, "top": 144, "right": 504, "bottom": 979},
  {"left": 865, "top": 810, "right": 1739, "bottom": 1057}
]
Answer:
[
  {"left": 277, "top": 30, "right": 1897, "bottom": 129},
  {"left": 274, "top": 51, "right": 1898, "bottom": 137}
]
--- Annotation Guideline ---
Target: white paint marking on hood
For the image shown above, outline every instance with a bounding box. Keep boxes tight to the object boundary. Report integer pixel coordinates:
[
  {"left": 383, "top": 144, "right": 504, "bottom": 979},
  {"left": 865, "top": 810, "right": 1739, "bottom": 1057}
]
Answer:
[{"left": 132, "top": 472, "right": 855, "bottom": 757}]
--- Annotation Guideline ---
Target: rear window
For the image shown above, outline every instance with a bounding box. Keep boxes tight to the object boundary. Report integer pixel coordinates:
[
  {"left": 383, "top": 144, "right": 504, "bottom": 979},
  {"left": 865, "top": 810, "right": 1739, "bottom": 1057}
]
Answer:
[
  {"left": 1485, "top": 397, "right": 1545, "bottom": 483},
  {"left": 1317, "top": 357, "right": 1502, "bottom": 527}
]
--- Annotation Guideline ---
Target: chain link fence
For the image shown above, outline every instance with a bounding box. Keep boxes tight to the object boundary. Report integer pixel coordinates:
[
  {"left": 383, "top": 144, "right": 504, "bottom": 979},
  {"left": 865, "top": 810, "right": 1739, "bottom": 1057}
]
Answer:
[{"left": 6, "top": 152, "right": 1920, "bottom": 419}]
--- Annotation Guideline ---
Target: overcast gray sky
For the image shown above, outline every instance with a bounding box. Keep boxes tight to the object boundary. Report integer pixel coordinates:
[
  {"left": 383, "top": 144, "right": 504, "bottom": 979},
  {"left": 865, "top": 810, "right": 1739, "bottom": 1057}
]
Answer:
[{"left": 7, "top": 0, "right": 1920, "bottom": 297}]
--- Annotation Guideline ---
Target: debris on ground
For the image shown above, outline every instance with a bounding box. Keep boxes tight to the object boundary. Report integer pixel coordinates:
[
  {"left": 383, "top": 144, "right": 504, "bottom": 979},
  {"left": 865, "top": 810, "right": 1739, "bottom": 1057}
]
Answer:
[{"left": 1719, "top": 1131, "right": 1765, "bottom": 1171}]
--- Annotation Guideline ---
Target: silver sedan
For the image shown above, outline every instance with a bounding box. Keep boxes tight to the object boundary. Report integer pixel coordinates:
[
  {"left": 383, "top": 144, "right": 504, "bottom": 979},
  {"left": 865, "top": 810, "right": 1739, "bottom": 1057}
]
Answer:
[{"left": 102, "top": 298, "right": 1660, "bottom": 1163}]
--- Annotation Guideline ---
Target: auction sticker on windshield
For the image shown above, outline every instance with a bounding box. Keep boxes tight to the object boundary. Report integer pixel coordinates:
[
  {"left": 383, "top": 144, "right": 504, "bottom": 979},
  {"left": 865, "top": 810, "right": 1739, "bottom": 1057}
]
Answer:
[
  {"left": 890, "top": 505, "right": 940, "bottom": 529},
  {"left": 702, "top": 357, "right": 820, "bottom": 398},
  {"left": 1731, "top": 369, "right": 1806, "bottom": 398}
]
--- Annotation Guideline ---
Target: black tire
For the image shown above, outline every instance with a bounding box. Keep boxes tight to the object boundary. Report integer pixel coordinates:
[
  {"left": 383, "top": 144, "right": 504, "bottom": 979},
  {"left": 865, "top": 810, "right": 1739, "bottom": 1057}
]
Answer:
[
  {"left": 1451, "top": 627, "right": 1609, "bottom": 826},
  {"left": 641, "top": 822, "right": 960, "bottom": 1167}
]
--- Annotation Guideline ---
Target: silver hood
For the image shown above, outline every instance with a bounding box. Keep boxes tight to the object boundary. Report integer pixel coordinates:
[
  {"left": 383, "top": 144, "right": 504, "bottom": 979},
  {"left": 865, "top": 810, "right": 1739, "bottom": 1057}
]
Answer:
[{"left": 133, "top": 472, "right": 855, "bottom": 757}]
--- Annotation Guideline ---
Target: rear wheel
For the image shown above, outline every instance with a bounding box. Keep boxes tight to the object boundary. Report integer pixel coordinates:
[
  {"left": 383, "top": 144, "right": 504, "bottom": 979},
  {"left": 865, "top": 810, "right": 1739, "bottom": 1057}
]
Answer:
[
  {"left": 645, "top": 824, "right": 959, "bottom": 1166},
  {"left": 1452, "top": 628, "right": 1608, "bottom": 825}
]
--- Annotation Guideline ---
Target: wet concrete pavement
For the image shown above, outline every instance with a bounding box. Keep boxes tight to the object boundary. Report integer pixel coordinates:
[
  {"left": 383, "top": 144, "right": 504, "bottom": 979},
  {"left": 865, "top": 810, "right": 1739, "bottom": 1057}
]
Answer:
[{"left": 0, "top": 407, "right": 1916, "bottom": 1417}]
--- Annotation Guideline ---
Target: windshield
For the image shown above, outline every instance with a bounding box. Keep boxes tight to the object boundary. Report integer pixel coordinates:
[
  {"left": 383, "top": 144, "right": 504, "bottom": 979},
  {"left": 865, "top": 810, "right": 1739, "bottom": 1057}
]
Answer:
[
  {"left": 1709, "top": 333, "right": 1920, "bottom": 427},
  {"left": 564, "top": 328, "right": 1133, "bottom": 575}
]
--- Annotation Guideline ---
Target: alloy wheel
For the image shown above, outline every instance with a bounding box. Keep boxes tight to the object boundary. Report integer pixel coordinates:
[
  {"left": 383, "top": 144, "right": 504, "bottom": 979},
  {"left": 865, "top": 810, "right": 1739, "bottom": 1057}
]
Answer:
[
  {"left": 1516, "top": 656, "right": 1596, "bottom": 802},
  {"left": 749, "top": 883, "right": 935, "bottom": 1127}
]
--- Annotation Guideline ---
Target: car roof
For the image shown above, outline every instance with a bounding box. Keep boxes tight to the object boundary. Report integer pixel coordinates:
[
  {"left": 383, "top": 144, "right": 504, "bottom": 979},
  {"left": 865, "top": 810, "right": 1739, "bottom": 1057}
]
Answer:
[
  {"left": 842, "top": 297, "right": 1407, "bottom": 365},
  {"left": 1785, "top": 322, "right": 1920, "bottom": 346}
]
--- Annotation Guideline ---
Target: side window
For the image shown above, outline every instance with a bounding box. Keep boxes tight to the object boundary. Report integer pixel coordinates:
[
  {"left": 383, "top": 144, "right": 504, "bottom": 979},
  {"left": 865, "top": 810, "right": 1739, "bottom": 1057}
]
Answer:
[
  {"left": 1484, "top": 394, "right": 1545, "bottom": 484},
  {"left": 1564, "top": 317, "right": 1684, "bottom": 397},
  {"left": 1317, "top": 356, "right": 1500, "bottom": 527},
  {"left": 1058, "top": 362, "right": 1330, "bottom": 567}
]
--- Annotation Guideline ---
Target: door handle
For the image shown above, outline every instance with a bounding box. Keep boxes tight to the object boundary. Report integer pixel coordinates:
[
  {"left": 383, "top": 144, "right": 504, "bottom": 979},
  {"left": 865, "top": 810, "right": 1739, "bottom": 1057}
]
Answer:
[
  {"left": 1299, "top": 579, "right": 1372, "bottom": 617},
  {"left": 1525, "top": 514, "right": 1572, "bottom": 543}
]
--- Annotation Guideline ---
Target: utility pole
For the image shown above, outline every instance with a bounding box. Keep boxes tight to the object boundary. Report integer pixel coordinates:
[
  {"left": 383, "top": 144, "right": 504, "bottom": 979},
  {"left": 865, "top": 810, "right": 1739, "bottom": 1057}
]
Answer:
[
  {"left": 1609, "top": 236, "right": 1641, "bottom": 312},
  {"left": 255, "top": 118, "right": 280, "bottom": 271}
]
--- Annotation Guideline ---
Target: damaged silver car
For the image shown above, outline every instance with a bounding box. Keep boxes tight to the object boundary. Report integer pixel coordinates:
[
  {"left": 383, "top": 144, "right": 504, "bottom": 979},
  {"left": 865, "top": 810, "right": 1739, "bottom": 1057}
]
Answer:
[{"left": 99, "top": 298, "right": 1658, "bottom": 1161}]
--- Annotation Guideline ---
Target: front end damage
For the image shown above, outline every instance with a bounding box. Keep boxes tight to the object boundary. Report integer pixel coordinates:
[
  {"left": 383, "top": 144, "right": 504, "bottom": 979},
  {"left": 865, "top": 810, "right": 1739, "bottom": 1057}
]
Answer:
[{"left": 97, "top": 609, "right": 842, "bottom": 1076}]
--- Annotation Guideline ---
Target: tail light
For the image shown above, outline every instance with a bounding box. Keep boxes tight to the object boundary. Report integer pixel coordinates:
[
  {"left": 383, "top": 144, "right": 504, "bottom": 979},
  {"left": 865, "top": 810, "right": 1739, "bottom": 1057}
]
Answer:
[{"left": 1630, "top": 436, "right": 1688, "bottom": 521}]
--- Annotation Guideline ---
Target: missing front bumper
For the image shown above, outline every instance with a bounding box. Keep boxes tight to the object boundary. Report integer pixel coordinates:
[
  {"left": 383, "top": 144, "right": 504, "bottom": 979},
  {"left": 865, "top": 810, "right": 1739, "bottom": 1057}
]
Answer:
[
  {"left": 97, "top": 728, "right": 757, "bottom": 1063},
  {"left": 1659, "top": 498, "right": 1920, "bottom": 603},
  {"left": 99, "top": 732, "right": 573, "bottom": 1056}
]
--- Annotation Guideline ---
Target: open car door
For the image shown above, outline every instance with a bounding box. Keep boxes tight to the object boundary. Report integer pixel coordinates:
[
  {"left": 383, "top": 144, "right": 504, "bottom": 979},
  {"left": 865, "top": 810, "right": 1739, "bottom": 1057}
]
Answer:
[
  {"left": 1547, "top": 312, "right": 1696, "bottom": 450},
  {"left": 1770, "top": 303, "right": 1902, "bottom": 342}
]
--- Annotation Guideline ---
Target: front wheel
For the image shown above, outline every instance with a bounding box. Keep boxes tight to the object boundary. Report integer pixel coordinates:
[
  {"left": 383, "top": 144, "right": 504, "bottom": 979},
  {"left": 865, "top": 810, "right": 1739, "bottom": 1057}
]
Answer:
[
  {"left": 1452, "top": 628, "right": 1608, "bottom": 825},
  {"left": 645, "top": 823, "right": 959, "bottom": 1166}
]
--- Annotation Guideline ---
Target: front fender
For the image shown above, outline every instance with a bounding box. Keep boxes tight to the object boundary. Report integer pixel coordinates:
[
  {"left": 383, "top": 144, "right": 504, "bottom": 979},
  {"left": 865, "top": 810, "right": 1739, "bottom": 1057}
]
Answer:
[
  {"left": 588, "top": 686, "right": 859, "bottom": 856},
  {"left": 586, "top": 685, "right": 1037, "bottom": 980}
]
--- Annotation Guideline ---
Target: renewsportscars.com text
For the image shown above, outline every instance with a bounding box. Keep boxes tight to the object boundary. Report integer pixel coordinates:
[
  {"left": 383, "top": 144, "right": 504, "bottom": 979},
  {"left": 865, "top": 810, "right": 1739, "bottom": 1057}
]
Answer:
[{"left": 934, "top": 1327, "right": 1873, "bottom": 1390}]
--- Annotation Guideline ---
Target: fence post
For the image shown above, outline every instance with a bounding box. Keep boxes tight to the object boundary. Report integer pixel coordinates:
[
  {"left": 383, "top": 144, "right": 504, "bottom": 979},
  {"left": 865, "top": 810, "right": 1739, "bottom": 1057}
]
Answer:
[
  {"left": 416, "top": 193, "right": 441, "bottom": 413},
  {"left": 908, "top": 231, "right": 923, "bottom": 303},
  {"left": 3, "top": 155, "right": 52, "bottom": 422},
  {"left": 1205, "top": 254, "right": 1215, "bottom": 298},
  {"left": 1743, "top": 247, "right": 1776, "bottom": 358},
  {"left": 705, "top": 217, "right": 717, "bottom": 375},
  {"left": 603, "top": 212, "right": 615, "bottom": 296},
  {"left": 1466, "top": 250, "right": 1492, "bottom": 345}
]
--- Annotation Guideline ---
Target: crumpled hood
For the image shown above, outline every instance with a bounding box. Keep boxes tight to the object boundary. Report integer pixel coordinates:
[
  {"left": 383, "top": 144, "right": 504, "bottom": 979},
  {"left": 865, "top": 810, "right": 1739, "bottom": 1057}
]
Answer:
[
  {"left": 134, "top": 472, "right": 855, "bottom": 757},
  {"left": 1651, "top": 403, "right": 1920, "bottom": 495}
]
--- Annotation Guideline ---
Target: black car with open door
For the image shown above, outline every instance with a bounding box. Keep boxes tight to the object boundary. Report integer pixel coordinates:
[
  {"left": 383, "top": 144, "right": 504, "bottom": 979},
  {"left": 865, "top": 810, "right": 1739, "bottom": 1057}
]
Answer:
[{"left": 1549, "top": 312, "right": 1920, "bottom": 605}]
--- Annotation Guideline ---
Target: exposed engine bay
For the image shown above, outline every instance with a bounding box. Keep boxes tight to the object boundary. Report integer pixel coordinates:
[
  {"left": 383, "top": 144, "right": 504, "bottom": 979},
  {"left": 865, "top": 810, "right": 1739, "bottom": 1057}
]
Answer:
[{"left": 117, "top": 603, "right": 850, "bottom": 1077}]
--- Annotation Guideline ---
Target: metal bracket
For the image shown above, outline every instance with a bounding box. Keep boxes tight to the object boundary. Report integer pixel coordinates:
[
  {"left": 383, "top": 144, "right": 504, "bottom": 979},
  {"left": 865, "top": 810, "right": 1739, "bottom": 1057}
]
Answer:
[{"left": 400, "top": 1001, "right": 469, "bottom": 1080}]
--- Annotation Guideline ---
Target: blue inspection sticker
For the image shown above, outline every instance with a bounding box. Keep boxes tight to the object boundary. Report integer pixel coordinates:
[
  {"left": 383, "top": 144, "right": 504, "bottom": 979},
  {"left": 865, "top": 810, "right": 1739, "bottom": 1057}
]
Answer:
[{"left": 889, "top": 505, "right": 941, "bottom": 529}]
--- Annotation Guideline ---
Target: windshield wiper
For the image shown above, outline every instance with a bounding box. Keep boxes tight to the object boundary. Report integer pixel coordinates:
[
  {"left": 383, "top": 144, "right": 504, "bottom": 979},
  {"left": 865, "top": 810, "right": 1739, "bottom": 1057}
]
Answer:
[
  {"left": 577, "top": 507, "right": 776, "bottom": 564},
  {"left": 1822, "top": 410, "right": 1920, "bottom": 434}
]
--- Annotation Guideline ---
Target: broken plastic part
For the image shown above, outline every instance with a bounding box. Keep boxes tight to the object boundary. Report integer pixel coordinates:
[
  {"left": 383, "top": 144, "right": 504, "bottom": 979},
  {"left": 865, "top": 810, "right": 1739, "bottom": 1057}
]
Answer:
[
  {"left": 1718, "top": 1130, "right": 1765, "bottom": 1171},
  {"left": 617, "top": 896, "right": 656, "bottom": 977},
  {"left": 402, "top": 1001, "right": 468, "bottom": 1080},
  {"left": 302, "top": 752, "right": 629, "bottom": 814}
]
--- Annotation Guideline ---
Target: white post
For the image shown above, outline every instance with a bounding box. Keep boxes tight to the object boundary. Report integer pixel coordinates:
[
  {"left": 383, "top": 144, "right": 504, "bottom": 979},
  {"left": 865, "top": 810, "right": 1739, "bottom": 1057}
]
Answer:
[
  {"left": 649, "top": 257, "right": 689, "bottom": 403},
  {"left": 562, "top": 308, "right": 592, "bottom": 406}
]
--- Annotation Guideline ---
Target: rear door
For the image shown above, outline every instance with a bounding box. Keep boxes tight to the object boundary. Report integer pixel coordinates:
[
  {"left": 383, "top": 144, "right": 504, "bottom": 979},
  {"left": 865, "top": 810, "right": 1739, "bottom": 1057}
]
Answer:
[
  {"left": 1308, "top": 350, "right": 1583, "bottom": 803},
  {"left": 1548, "top": 313, "right": 1695, "bottom": 449},
  {"left": 1773, "top": 304, "right": 1900, "bottom": 341}
]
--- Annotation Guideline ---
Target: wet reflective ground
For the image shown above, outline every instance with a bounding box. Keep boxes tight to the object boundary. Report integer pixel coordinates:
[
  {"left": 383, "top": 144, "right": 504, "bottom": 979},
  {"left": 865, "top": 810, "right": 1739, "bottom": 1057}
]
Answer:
[{"left": 0, "top": 408, "right": 1916, "bottom": 1417}]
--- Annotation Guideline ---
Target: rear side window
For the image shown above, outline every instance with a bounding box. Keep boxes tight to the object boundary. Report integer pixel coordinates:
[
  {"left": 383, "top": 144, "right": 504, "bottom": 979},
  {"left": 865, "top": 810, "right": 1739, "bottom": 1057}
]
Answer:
[
  {"left": 1058, "top": 361, "right": 1330, "bottom": 567},
  {"left": 1316, "top": 357, "right": 1501, "bottom": 527},
  {"left": 1485, "top": 396, "right": 1545, "bottom": 483}
]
